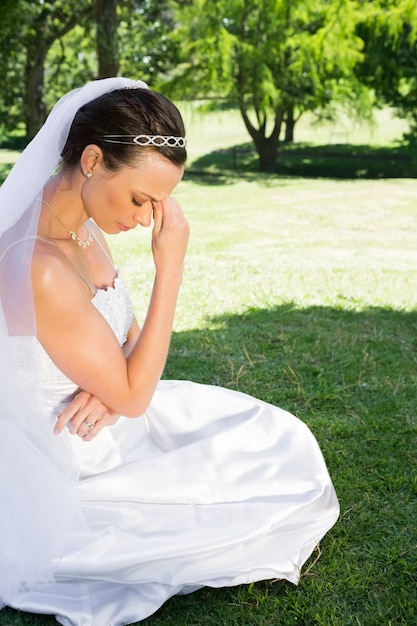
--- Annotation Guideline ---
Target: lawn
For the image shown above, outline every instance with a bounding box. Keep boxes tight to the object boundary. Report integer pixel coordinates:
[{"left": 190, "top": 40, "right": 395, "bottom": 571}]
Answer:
[{"left": 0, "top": 107, "right": 416, "bottom": 625}]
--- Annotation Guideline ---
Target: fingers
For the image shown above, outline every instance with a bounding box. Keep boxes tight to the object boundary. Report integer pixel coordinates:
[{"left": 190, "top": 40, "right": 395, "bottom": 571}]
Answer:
[
  {"left": 54, "top": 392, "right": 88, "bottom": 434},
  {"left": 81, "top": 411, "right": 120, "bottom": 441},
  {"left": 151, "top": 197, "right": 189, "bottom": 271},
  {"left": 152, "top": 197, "right": 189, "bottom": 234},
  {"left": 54, "top": 391, "right": 119, "bottom": 441},
  {"left": 152, "top": 200, "right": 163, "bottom": 235},
  {"left": 80, "top": 416, "right": 106, "bottom": 442},
  {"left": 67, "top": 394, "right": 105, "bottom": 436}
]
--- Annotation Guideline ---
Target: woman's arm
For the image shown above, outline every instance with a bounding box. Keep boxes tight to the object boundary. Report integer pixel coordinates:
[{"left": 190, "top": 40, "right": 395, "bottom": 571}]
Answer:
[
  {"left": 54, "top": 317, "right": 141, "bottom": 438},
  {"left": 33, "top": 197, "right": 189, "bottom": 418}
]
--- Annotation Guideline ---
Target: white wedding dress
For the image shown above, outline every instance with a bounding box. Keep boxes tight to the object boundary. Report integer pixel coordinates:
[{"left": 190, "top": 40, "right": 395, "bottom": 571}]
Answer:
[{"left": 6, "top": 271, "right": 339, "bottom": 626}]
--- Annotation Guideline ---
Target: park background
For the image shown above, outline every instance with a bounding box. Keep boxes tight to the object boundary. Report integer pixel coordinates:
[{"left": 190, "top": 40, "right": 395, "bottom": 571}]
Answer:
[{"left": 0, "top": 1, "right": 416, "bottom": 625}]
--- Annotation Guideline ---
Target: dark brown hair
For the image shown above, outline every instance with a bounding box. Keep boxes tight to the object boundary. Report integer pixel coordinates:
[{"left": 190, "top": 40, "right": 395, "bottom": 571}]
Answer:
[{"left": 61, "top": 88, "right": 187, "bottom": 170}]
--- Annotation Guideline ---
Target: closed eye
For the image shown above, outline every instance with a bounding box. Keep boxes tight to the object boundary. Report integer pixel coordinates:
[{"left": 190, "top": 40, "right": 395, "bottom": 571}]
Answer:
[{"left": 132, "top": 198, "right": 142, "bottom": 207}]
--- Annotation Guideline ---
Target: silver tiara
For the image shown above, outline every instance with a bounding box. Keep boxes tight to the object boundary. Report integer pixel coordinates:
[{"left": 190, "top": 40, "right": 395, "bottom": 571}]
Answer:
[{"left": 102, "top": 134, "right": 187, "bottom": 148}]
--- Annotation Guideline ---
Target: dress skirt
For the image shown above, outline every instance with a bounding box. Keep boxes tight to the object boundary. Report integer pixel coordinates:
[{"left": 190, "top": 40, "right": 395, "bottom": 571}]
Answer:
[{"left": 7, "top": 379, "right": 339, "bottom": 626}]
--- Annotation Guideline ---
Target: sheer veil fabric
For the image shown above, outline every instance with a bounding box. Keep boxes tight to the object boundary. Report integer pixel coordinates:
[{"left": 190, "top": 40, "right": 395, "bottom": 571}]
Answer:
[
  {"left": 0, "top": 77, "right": 339, "bottom": 624},
  {"left": 0, "top": 78, "right": 148, "bottom": 601}
]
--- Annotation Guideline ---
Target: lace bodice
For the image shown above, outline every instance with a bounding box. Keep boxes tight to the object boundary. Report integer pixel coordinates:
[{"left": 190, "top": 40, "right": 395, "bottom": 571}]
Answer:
[
  {"left": 92, "top": 272, "right": 134, "bottom": 348},
  {"left": 11, "top": 272, "right": 134, "bottom": 387}
]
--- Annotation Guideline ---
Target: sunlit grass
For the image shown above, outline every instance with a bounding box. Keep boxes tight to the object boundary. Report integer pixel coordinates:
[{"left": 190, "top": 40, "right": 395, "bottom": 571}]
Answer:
[
  {"left": 0, "top": 149, "right": 20, "bottom": 164},
  {"left": 110, "top": 176, "right": 417, "bottom": 332}
]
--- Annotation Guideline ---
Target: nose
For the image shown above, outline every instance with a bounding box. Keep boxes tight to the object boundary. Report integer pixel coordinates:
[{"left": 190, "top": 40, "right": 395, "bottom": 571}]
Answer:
[{"left": 133, "top": 201, "right": 153, "bottom": 227}]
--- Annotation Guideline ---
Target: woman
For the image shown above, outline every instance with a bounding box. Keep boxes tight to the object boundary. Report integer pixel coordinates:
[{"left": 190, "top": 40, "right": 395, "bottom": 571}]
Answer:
[{"left": 0, "top": 77, "right": 339, "bottom": 626}]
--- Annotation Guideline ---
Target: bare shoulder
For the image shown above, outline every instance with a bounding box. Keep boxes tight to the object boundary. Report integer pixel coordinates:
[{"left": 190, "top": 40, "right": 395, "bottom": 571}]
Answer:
[{"left": 31, "top": 239, "right": 89, "bottom": 300}]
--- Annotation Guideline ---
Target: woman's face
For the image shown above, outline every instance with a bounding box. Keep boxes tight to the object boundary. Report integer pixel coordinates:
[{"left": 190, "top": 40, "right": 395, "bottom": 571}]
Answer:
[{"left": 82, "top": 151, "right": 184, "bottom": 234}]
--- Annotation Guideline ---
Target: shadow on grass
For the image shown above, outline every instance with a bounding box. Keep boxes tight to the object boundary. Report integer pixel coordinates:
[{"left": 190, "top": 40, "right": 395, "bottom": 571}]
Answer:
[
  {"left": 1, "top": 304, "right": 416, "bottom": 625},
  {"left": 164, "top": 303, "right": 417, "bottom": 441},
  {"left": 159, "top": 303, "right": 417, "bottom": 623},
  {"left": 186, "top": 142, "right": 417, "bottom": 184}
]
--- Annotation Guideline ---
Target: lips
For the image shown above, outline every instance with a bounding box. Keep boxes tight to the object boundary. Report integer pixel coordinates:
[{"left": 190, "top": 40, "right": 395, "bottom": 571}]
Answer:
[{"left": 117, "top": 222, "right": 131, "bottom": 232}]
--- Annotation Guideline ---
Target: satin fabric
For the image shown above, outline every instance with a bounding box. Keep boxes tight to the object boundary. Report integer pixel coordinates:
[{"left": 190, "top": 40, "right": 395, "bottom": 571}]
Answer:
[{"left": 4, "top": 274, "right": 339, "bottom": 626}]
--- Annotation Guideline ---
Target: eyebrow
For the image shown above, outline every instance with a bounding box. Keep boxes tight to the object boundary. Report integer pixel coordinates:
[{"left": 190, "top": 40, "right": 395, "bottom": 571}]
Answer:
[{"left": 135, "top": 190, "right": 159, "bottom": 203}]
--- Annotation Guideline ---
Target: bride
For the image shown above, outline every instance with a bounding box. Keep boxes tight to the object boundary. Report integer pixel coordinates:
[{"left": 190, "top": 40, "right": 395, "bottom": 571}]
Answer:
[{"left": 0, "top": 77, "right": 339, "bottom": 626}]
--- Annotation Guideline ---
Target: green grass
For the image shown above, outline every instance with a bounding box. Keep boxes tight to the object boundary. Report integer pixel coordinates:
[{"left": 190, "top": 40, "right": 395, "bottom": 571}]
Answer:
[
  {"left": 103, "top": 177, "right": 417, "bottom": 624},
  {"left": 179, "top": 104, "right": 415, "bottom": 178},
  {"left": 1, "top": 109, "right": 417, "bottom": 625}
]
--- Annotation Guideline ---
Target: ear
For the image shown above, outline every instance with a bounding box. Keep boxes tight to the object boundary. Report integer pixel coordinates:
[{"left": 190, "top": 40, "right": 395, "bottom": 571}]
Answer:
[{"left": 80, "top": 144, "right": 103, "bottom": 177}]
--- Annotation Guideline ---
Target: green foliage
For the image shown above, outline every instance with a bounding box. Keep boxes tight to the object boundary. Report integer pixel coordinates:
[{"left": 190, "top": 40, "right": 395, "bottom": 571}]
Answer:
[
  {"left": 0, "top": 0, "right": 184, "bottom": 141},
  {"left": 118, "top": 0, "right": 183, "bottom": 85},
  {"left": 0, "top": 0, "right": 93, "bottom": 137},
  {"left": 0, "top": 0, "right": 28, "bottom": 128},
  {"left": 356, "top": 0, "right": 417, "bottom": 140},
  {"left": 44, "top": 25, "right": 97, "bottom": 110},
  {"left": 165, "top": 0, "right": 375, "bottom": 171},
  {"left": 1, "top": 0, "right": 417, "bottom": 159}
]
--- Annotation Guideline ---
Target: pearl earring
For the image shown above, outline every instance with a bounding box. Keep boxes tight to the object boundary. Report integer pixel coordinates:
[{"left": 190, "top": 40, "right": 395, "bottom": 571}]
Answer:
[{"left": 86, "top": 172, "right": 93, "bottom": 178}]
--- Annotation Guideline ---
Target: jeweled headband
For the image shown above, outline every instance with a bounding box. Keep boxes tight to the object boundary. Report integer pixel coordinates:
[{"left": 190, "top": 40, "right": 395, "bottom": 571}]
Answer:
[{"left": 102, "top": 134, "right": 187, "bottom": 148}]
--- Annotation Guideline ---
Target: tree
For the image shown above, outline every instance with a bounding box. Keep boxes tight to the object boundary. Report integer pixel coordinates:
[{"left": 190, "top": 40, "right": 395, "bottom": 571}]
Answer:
[
  {"left": 0, "top": 0, "right": 184, "bottom": 140},
  {"left": 43, "top": 24, "right": 97, "bottom": 111},
  {"left": 0, "top": 0, "right": 94, "bottom": 140},
  {"left": 165, "top": 0, "right": 371, "bottom": 172},
  {"left": 118, "top": 0, "right": 183, "bottom": 86},
  {"left": 355, "top": 0, "right": 417, "bottom": 139}
]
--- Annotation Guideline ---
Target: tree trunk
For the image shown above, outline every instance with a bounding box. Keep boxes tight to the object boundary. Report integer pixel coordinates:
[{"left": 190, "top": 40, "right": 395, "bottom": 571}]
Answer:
[
  {"left": 240, "top": 105, "right": 284, "bottom": 173},
  {"left": 96, "top": 0, "right": 120, "bottom": 78},
  {"left": 25, "top": 50, "right": 48, "bottom": 141},
  {"left": 255, "top": 135, "right": 280, "bottom": 172},
  {"left": 284, "top": 103, "right": 295, "bottom": 143}
]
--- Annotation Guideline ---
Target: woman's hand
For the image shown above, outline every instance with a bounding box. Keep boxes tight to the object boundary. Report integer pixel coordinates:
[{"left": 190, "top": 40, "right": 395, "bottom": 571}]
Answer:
[
  {"left": 151, "top": 197, "right": 189, "bottom": 276},
  {"left": 54, "top": 390, "right": 120, "bottom": 441}
]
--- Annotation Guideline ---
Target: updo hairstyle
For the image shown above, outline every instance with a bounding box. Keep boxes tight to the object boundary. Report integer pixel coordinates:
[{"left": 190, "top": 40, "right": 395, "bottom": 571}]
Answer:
[{"left": 61, "top": 88, "right": 187, "bottom": 171}]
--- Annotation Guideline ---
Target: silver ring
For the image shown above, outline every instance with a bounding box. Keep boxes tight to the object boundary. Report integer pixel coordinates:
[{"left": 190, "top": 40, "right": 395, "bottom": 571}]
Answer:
[{"left": 84, "top": 420, "right": 95, "bottom": 430}]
